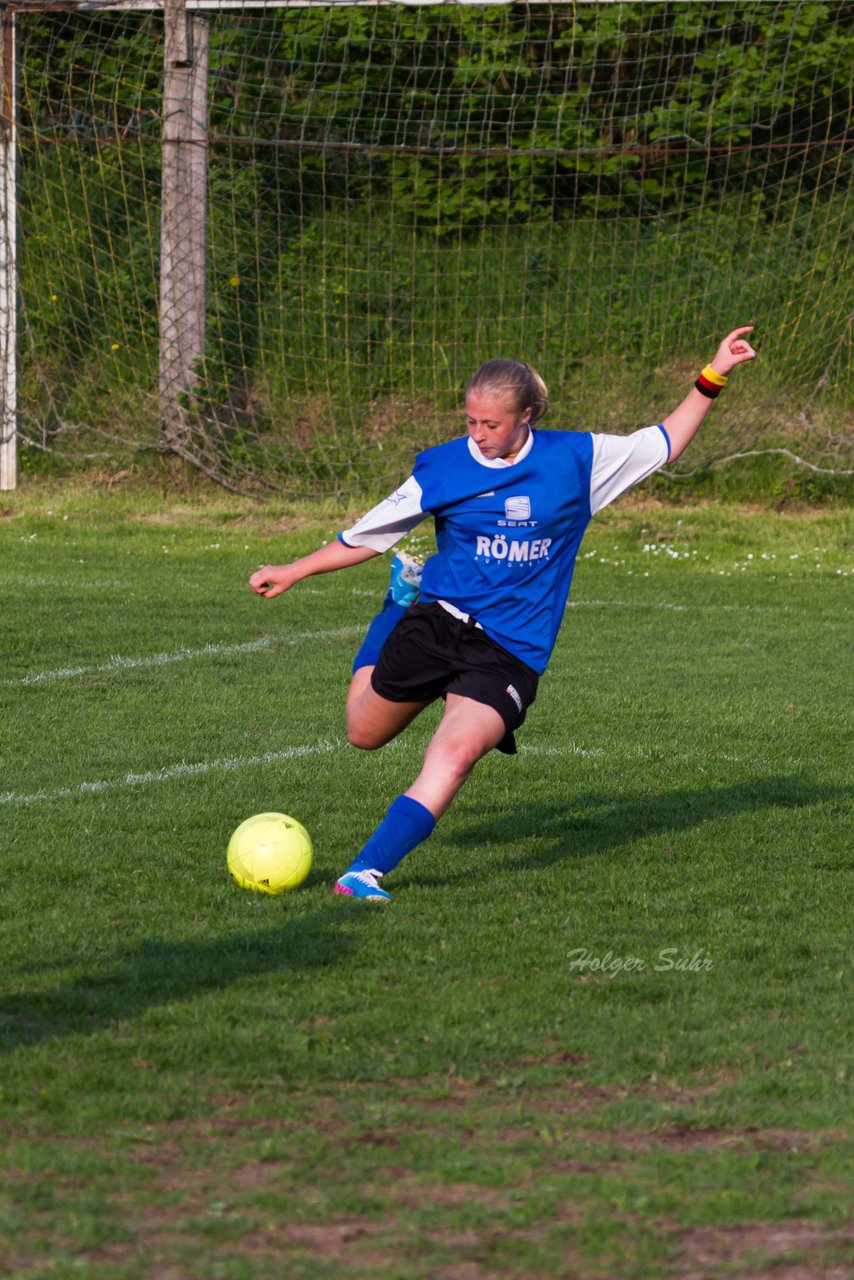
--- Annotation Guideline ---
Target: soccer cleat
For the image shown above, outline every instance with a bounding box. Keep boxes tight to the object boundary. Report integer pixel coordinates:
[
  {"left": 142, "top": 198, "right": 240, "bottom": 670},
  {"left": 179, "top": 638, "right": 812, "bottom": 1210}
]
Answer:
[
  {"left": 387, "top": 551, "right": 423, "bottom": 608},
  {"left": 334, "top": 869, "right": 393, "bottom": 903}
]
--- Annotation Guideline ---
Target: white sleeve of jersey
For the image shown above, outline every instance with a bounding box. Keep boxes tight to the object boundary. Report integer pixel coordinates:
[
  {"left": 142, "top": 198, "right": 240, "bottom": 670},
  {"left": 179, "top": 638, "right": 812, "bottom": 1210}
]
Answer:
[
  {"left": 589, "top": 425, "right": 670, "bottom": 516},
  {"left": 339, "top": 475, "right": 427, "bottom": 553}
]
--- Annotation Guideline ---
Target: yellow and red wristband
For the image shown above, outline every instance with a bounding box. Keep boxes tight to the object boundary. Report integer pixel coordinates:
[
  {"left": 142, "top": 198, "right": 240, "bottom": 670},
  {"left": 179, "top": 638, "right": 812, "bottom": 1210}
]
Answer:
[{"left": 695, "top": 364, "right": 728, "bottom": 399}]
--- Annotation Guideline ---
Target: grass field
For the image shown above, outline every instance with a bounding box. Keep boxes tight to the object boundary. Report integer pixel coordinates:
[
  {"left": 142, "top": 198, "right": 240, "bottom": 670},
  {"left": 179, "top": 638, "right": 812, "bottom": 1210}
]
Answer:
[{"left": 1, "top": 484, "right": 852, "bottom": 1279}]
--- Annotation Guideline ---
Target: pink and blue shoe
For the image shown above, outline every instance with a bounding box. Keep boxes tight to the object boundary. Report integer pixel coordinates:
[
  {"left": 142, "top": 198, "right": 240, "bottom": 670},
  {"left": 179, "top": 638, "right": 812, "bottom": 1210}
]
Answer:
[{"left": 334, "top": 869, "right": 392, "bottom": 903}]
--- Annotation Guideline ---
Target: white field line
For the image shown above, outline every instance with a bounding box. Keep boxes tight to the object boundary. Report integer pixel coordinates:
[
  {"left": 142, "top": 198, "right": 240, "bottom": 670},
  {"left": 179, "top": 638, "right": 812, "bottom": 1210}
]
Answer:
[
  {"left": 566, "top": 599, "right": 685, "bottom": 611},
  {"left": 0, "top": 739, "right": 608, "bottom": 808},
  {"left": 0, "top": 577, "right": 134, "bottom": 591},
  {"left": 3, "top": 626, "right": 362, "bottom": 689},
  {"left": 3, "top": 736, "right": 759, "bottom": 809},
  {"left": 2, "top": 602, "right": 709, "bottom": 690},
  {"left": 522, "top": 743, "right": 605, "bottom": 759},
  {"left": 0, "top": 741, "right": 342, "bottom": 807},
  {"left": 6, "top": 598, "right": 782, "bottom": 691}
]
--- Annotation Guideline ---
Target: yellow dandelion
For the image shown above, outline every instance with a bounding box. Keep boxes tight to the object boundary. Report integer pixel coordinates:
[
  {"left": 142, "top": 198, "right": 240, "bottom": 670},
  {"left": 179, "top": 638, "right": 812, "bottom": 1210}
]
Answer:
[
  {"left": 111, "top": 342, "right": 121, "bottom": 351},
  {"left": 229, "top": 275, "right": 240, "bottom": 287}
]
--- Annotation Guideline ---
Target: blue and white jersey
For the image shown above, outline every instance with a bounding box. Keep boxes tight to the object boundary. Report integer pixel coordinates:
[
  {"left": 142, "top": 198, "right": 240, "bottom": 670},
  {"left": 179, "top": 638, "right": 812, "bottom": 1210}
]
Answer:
[{"left": 340, "top": 425, "right": 670, "bottom": 673}]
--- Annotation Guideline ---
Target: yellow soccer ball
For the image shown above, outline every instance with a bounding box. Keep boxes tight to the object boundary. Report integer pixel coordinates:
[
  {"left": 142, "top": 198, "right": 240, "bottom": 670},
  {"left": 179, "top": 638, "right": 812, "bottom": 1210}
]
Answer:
[{"left": 227, "top": 812, "right": 312, "bottom": 894}]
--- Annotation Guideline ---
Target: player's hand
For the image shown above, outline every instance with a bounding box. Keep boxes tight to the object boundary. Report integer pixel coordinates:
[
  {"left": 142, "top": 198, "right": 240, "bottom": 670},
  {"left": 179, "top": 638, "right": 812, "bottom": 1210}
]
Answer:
[
  {"left": 711, "top": 326, "right": 757, "bottom": 377},
  {"left": 249, "top": 565, "right": 294, "bottom": 599}
]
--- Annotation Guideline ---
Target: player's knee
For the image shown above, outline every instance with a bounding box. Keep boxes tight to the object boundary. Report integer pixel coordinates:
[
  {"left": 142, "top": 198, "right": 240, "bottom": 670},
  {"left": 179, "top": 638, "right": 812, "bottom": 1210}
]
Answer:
[
  {"left": 346, "top": 716, "right": 384, "bottom": 751},
  {"left": 435, "top": 737, "right": 483, "bottom": 784},
  {"left": 347, "top": 725, "right": 379, "bottom": 750}
]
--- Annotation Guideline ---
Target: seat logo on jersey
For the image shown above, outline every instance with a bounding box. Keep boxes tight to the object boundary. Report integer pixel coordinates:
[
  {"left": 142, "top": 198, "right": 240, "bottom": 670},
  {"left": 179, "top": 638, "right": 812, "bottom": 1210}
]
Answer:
[{"left": 505, "top": 495, "right": 531, "bottom": 520}]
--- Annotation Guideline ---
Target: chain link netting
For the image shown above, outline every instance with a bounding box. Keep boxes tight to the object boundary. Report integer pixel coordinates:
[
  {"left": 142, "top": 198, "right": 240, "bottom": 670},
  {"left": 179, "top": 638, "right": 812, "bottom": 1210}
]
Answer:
[{"left": 9, "top": 1, "right": 854, "bottom": 495}]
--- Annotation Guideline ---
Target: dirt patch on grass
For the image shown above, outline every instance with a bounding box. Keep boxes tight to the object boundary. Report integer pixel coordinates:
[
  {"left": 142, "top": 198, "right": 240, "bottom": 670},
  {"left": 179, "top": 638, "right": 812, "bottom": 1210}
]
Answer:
[
  {"left": 105, "top": 1074, "right": 838, "bottom": 1169},
  {"left": 151, "top": 1157, "right": 288, "bottom": 1203},
  {"left": 583, "top": 1124, "right": 841, "bottom": 1155},
  {"left": 672, "top": 1218, "right": 851, "bottom": 1279},
  {"left": 391, "top": 1179, "right": 514, "bottom": 1212},
  {"left": 4, "top": 1076, "right": 849, "bottom": 1279}
]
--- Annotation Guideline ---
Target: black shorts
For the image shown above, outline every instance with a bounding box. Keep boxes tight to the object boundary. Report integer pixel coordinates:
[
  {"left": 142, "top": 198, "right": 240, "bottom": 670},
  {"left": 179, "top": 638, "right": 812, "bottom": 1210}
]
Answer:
[{"left": 370, "top": 601, "right": 539, "bottom": 755}]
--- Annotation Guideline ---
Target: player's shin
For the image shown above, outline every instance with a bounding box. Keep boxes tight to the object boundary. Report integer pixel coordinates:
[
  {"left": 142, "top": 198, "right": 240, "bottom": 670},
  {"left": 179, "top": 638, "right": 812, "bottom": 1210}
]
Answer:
[{"left": 341, "top": 794, "right": 436, "bottom": 879}]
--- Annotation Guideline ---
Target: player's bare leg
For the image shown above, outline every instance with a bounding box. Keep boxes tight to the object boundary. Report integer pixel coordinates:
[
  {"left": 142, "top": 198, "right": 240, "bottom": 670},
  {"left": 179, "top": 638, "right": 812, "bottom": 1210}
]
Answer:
[
  {"left": 404, "top": 694, "right": 506, "bottom": 817},
  {"left": 335, "top": 694, "right": 505, "bottom": 902},
  {"left": 345, "top": 665, "right": 427, "bottom": 749}
]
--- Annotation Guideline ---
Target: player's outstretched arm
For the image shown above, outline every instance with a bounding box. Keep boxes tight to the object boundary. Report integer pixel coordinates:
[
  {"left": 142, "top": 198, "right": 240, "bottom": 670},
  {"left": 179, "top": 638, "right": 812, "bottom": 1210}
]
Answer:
[
  {"left": 249, "top": 539, "right": 378, "bottom": 599},
  {"left": 663, "top": 326, "right": 757, "bottom": 463}
]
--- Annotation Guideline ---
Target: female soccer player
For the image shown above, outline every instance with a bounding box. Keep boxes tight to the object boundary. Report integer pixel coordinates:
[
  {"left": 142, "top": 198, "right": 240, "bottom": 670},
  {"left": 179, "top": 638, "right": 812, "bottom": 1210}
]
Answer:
[{"left": 249, "top": 326, "right": 756, "bottom": 901}]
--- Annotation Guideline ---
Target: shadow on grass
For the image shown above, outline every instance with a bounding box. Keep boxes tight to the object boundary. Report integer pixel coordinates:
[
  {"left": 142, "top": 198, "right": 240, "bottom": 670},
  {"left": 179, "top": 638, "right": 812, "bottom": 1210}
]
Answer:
[
  {"left": 0, "top": 906, "right": 365, "bottom": 1053},
  {"left": 410, "top": 773, "right": 845, "bottom": 886}
]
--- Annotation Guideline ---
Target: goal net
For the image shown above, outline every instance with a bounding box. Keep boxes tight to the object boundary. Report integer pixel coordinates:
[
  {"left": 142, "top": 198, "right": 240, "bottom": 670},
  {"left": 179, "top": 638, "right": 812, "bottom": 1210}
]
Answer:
[{"left": 10, "top": 0, "right": 854, "bottom": 495}]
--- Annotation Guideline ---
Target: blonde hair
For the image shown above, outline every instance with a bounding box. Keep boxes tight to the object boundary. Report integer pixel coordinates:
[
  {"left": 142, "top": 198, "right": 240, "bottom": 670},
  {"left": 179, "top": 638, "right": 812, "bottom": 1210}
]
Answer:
[{"left": 466, "top": 359, "right": 550, "bottom": 426}]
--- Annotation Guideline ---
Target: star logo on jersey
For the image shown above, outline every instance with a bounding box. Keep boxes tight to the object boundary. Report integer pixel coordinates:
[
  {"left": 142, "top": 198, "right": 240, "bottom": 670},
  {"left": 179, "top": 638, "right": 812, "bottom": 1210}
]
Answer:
[{"left": 505, "top": 495, "right": 531, "bottom": 521}]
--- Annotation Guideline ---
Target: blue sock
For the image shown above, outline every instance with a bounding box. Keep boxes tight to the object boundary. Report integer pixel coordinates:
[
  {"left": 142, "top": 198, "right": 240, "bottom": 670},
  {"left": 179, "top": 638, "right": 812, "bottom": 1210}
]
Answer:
[
  {"left": 346, "top": 795, "right": 436, "bottom": 877},
  {"left": 351, "top": 595, "right": 407, "bottom": 674}
]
